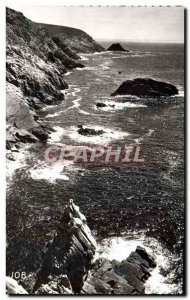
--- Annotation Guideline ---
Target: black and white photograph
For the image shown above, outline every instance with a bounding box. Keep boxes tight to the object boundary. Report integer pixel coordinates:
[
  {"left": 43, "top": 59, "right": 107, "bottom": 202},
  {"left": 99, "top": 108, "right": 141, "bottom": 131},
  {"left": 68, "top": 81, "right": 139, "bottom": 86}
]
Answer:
[{"left": 5, "top": 2, "right": 185, "bottom": 295}]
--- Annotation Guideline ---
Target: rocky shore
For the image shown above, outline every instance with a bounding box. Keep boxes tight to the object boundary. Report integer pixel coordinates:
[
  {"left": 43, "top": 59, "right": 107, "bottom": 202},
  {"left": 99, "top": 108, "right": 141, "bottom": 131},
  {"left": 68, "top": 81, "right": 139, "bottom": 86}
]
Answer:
[
  {"left": 6, "top": 7, "right": 104, "bottom": 153},
  {"left": 6, "top": 200, "right": 156, "bottom": 295}
]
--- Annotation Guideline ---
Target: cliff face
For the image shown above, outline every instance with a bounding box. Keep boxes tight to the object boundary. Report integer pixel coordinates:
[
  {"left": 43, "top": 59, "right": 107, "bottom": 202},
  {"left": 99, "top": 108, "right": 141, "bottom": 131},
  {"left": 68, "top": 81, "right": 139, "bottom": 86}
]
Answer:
[
  {"left": 38, "top": 23, "right": 105, "bottom": 53},
  {"left": 6, "top": 7, "right": 85, "bottom": 150}
]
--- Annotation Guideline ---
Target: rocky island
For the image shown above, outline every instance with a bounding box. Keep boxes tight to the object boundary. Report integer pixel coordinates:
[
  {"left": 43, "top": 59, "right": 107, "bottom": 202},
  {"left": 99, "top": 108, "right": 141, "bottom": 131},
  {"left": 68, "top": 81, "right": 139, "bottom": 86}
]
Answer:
[
  {"left": 6, "top": 200, "right": 156, "bottom": 295},
  {"left": 111, "top": 78, "right": 178, "bottom": 97},
  {"left": 107, "top": 43, "right": 129, "bottom": 52}
]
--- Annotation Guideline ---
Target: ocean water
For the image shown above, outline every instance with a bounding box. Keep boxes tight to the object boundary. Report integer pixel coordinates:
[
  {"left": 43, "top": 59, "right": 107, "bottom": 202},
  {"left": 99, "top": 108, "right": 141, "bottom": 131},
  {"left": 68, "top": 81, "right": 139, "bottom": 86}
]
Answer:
[{"left": 6, "top": 42, "right": 184, "bottom": 294}]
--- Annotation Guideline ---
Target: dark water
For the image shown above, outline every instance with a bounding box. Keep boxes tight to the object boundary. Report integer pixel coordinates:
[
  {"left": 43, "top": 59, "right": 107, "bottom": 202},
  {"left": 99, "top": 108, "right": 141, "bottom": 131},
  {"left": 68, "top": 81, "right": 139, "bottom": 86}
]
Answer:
[{"left": 6, "top": 43, "right": 184, "bottom": 293}]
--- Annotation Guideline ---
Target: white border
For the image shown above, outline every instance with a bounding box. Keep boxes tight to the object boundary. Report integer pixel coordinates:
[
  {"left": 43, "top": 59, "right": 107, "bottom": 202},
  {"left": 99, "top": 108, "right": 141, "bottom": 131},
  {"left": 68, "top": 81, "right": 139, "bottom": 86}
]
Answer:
[{"left": 1, "top": 0, "right": 188, "bottom": 299}]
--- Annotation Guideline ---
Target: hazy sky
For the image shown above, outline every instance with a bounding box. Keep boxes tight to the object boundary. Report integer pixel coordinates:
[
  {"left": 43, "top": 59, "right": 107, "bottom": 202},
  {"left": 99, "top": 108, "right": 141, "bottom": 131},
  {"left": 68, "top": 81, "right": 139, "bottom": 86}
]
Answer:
[{"left": 7, "top": 5, "right": 184, "bottom": 43}]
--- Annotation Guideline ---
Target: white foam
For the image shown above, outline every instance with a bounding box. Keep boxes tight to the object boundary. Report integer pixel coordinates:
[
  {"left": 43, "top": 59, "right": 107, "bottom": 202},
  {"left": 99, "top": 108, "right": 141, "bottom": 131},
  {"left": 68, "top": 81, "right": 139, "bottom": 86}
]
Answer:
[
  {"left": 79, "top": 55, "right": 89, "bottom": 61},
  {"left": 79, "top": 109, "right": 90, "bottom": 115},
  {"left": 28, "top": 160, "right": 72, "bottom": 183},
  {"left": 134, "top": 129, "right": 154, "bottom": 144},
  {"left": 64, "top": 71, "right": 72, "bottom": 76},
  {"left": 6, "top": 146, "right": 29, "bottom": 186},
  {"left": 45, "top": 111, "right": 61, "bottom": 118},
  {"left": 49, "top": 126, "right": 64, "bottom": 143},
  {"left": 66, "top": 125, "right": 130, "bottom": 145},
  {"left": 95, "top": 234, "right": 182, "bottom": 295},
  {"left": 95, "top": 101, "right": 147, "bottom": 111}
]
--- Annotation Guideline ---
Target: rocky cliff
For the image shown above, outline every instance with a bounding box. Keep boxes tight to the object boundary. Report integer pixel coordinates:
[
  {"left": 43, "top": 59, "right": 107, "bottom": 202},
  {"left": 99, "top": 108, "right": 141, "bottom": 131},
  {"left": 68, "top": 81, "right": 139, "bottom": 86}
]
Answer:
[
  {"left": 37, "top": 23, "right": 105, "bottom": 54},
  {"left": 7, "top": 200, "right": 156, "bottom": 295},
  {"left": 6, "top": 7, "right": 86, "bottom": 151}
]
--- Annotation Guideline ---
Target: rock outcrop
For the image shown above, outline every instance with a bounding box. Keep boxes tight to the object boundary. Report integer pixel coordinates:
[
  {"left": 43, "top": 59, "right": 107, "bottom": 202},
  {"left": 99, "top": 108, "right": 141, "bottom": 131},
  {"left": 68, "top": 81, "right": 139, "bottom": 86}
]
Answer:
[
  {"left": 111, "top": 78, "right": 178, "bottom": 97},
  {"left": 7, "top": 200, "right": 156, "bottom": 295},
  {"left": 77, "top": 125, "right": 104, "bottom": 136},
  {"left": 82, "top": 246, "right": 156, "bottom": 295},
  {"left": 107, "top": 43, "right": 129, "bottom": 52},
  {"left": 6, "top": 7, "right": 85, "bottom": 150},
  {"left": 33, "top": 199, "right": 96, "bottom": 294},
  {"left": 38, "top": 23, "right": 105, "bottom": 54}
]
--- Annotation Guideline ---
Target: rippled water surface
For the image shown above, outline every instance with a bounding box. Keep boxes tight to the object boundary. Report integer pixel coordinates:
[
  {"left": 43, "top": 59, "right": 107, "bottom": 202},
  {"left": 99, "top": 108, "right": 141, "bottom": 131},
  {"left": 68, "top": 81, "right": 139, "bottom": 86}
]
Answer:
[{"left": 7, "top": 43, "right": 184, "bottom": 293}]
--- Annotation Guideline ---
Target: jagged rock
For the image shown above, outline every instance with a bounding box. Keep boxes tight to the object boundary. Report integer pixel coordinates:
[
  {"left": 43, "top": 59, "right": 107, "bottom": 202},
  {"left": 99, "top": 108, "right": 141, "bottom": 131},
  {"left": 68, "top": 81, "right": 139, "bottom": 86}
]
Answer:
[
  {"left": 78, "top": 125, "right": 104, "bottom": 136},
  {"left": 111, "top": 78, "right": 178, "bottom": 97},
  {"left": 107, "top": 43, "right": 129, "bottom": 52},
  {"left": 82, "top": 245, "right": 156, "bottom": 295},
  {"left": 6, "top": 7, "right": 85, "bottom": 149},
  {"left": 15, "top": 129, "right": 37, "bottom": 143},
  {"left": 6, "top": 277, "right": 28, "bottom": 294},
  {"left": 31, "top": 200, "right": 156, "bottom": 295},
  {"left": 33, "top": 199, "right": 96, "bottom": 294},
  {"left": 135, "top": 246, "right": 157, "bottom": 268},
  {"left": 7, "top": 200, "right": 157, "bottom": 295},
  {"left": 30, "top": 128, "right": 49, "bottom": 142}
]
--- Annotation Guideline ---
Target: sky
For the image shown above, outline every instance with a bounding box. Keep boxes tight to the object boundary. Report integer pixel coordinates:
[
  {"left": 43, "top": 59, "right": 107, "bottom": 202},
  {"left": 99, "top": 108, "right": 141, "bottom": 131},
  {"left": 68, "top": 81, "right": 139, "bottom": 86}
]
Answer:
[{"left": 7, "top": 5, "right": 184, "bottom": 43}]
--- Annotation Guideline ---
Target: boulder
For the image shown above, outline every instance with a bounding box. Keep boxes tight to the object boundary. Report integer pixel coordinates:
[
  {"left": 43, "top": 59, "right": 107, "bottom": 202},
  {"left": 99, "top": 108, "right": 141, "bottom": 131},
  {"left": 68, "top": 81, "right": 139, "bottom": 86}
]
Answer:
[
  {"left": 96, "top": 102, "right": 107, "bottom": 108},
  {"left": 111, "top": 78, "right": 178, "bottom": 97},
  {"left": 96, "top": 102, "right": 115, "bottom": 109},
  {"left": 107, "top": 43, "right": 129, "bottom": 52}
]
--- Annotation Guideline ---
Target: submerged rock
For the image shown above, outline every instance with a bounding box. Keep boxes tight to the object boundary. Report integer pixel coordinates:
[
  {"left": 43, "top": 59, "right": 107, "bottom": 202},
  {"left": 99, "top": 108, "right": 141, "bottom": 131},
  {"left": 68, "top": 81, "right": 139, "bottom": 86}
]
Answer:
[
  {"left": 107, "top": 43, "right": 129, "bottom": 52},
  {"left": 78, "top": 125, "right": 104, "bottom": 136},
  {"left": 96, "top": 102, "right": 115, "bottom": 109},
  {"left": 111, "top": 78, "right": 178, "bottom": 97}
]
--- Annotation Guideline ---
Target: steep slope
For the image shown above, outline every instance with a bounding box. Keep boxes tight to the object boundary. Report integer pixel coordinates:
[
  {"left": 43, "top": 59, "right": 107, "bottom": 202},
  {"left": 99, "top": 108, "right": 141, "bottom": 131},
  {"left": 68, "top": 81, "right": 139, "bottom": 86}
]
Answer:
[
  {"left": 37, "top": 23, "right": 105, "bottom": 53},
  {"left": 6, "top": 7, "right": 84, "bottom": 149}
]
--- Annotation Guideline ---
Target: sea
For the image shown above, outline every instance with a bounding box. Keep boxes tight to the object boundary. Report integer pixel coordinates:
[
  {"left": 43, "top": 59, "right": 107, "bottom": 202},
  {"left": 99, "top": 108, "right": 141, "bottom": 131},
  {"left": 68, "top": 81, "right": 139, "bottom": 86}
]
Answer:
[{"left": 6, "top": 42, "right": 184, "bottom": 294}]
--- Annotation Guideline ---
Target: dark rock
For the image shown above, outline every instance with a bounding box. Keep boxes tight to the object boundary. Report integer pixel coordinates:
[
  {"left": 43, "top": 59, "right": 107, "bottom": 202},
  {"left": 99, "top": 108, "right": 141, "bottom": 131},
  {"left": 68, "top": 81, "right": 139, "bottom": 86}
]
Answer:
[
  {"left": 15, "top": 130, "right": 37, "bottom": 143},
  {"left": 96, "top": 102, "right": 115, "bottom": 109},
  {"left": 107, "top": 43, "right": 129, "bottom": 52},
  {"left": 136, "top": 246, "right": 157, "bottom": 268},
  {"left": 33, "top": 199, "right": 96, "bottom": 294},
  {"left": 96, "top": 102, "right": 107, "bottom": 108},
  {"left": 47, "top": 51, "right": 55, "bottom": 63},
  {"left": 31, "top": 128, "right": 49, "bottom": 142},
  {"left": 77, "top": 125, "right": 104, "bottom": 136},
  {"left": 111, "top": 78, "right": 178, "bottom": 97}
]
